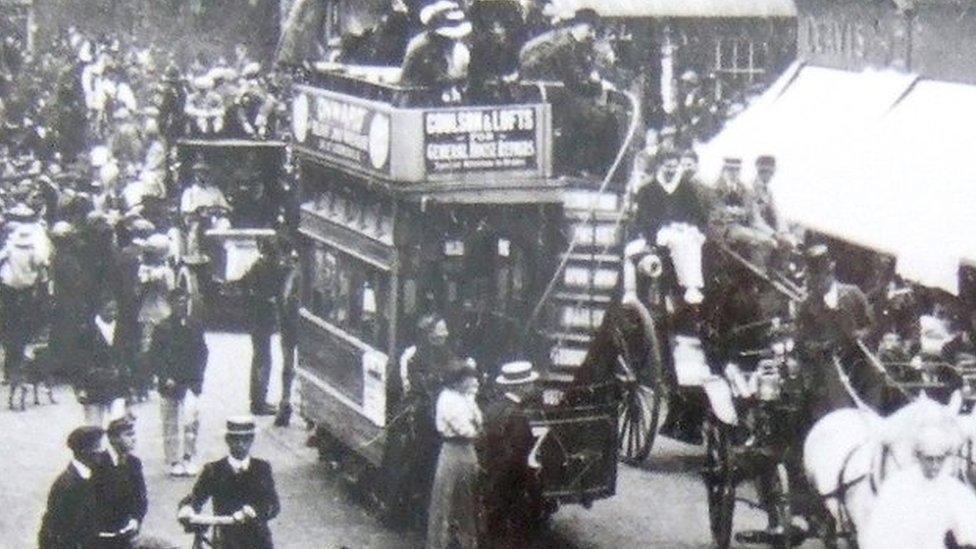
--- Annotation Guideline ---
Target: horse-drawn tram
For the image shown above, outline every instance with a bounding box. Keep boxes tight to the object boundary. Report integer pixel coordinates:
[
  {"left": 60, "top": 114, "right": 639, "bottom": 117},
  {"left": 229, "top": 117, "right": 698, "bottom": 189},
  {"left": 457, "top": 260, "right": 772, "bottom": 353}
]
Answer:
[
  {"left": 170, "top": 137, "right": 291, "bottom": 327},
  {"left": 290, "top": 64, "right": 649, "bottom": 519}
]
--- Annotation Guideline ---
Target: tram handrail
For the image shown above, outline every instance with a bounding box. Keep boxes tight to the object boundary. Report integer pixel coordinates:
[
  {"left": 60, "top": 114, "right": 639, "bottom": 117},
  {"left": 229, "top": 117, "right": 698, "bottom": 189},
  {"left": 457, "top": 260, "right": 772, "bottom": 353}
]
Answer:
[{"left": 525, "top": 85, "right": 642, "bottom": 338}]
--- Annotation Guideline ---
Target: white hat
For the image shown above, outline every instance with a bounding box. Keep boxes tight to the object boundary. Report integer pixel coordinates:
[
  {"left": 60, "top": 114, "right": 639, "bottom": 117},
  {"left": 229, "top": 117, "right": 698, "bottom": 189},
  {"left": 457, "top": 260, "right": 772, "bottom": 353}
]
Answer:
[
  {"left": 144, "top": 233, "right": 171, "bottom": 255},
  {"left": 90, "top": 145, "right": 111, "bottom": 168},
  {"left": 9, "top": 225, "right": 35, "bottom": 249},
  {"left": 242, "top": 62, "right": 261, "bottom": 77},
  {"left": 495, "top": 361, "right": 539, "bottom": 385},
  {"left": 914, "top": 425, "right": 957, "bottom": 458},
  {"left": 435, "top": 11, "right": 472, "bottom": 39},
  {"left": 420, "top": 0, "right": 460, "bottom": 25}
]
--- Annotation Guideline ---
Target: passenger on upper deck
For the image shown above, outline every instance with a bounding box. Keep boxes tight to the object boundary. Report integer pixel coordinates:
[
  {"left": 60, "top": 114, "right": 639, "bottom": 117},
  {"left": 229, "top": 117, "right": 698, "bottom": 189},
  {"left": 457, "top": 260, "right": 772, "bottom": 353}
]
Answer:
[
  {"left": 400, "top": 1, "right": 473, "bottom": 104},
  {"left": 467, "top": 0, "right": 525, "bottom": 102},
  {"left": 518, "top": 8, "right": 619, "bottom": 175},
  {"left": 518, "top": 8, "right": 601, "bottom": 97}
]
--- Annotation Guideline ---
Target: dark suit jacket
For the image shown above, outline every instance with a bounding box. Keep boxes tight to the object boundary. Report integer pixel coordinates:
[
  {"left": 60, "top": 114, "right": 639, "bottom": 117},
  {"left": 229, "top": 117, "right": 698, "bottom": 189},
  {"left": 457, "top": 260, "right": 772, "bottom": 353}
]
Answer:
[
  {"left": 38, "top": 464, "right": 98, "bottom": 549},
  {"left": 180, "top": 457, "right": 280, "bottom": 549},
  {"left": 149, "top": 316, "right": 208, "bottom": 398},
  {"left": 93, "top": 451, "right": 147, "bottom": 535},
  {"left": 77, "top": 318, "right": 123, "bottom": 404}
]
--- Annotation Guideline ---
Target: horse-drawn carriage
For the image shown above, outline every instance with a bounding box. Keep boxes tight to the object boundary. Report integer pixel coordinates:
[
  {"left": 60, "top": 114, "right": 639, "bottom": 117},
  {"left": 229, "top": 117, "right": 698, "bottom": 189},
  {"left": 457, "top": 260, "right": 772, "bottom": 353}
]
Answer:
[{"left": 170, "top": 138, "right": 291, "bottom": 327}]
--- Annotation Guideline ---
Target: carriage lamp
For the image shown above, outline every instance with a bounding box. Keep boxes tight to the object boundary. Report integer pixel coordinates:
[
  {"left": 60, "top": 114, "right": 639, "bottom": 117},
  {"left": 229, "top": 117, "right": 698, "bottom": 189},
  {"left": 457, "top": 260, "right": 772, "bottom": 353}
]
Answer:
[{"left": 637, "top": 253, "right": 662, "bottom": 278}]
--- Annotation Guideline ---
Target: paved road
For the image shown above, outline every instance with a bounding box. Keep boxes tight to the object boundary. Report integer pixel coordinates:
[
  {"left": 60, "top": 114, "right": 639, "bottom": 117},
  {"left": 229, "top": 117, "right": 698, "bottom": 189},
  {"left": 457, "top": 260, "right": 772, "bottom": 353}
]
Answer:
[{"left": 2, "top": 333, "right": 818, "bottom": 548}]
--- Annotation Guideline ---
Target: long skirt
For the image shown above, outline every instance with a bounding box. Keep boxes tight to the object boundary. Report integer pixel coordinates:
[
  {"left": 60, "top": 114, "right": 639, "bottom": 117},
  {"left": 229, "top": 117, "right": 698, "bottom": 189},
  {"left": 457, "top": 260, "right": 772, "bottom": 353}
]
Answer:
[{"left": 427, "top": 440, "right": 480, "bottom": 549}]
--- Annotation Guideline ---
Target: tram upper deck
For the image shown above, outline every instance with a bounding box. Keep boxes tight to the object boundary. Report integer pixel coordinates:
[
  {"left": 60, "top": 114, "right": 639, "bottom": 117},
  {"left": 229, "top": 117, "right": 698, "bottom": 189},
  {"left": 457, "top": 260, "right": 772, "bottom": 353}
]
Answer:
[{"left": 291, "top": 63, "right": 560, "bottom": 191}]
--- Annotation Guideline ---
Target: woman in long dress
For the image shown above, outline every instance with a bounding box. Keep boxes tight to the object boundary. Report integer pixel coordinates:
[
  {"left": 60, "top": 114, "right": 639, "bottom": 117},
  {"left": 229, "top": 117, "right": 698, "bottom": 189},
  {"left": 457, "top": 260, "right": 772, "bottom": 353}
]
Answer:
[{"left": 427, "top": 360, "right": 482, "bottom": 549}]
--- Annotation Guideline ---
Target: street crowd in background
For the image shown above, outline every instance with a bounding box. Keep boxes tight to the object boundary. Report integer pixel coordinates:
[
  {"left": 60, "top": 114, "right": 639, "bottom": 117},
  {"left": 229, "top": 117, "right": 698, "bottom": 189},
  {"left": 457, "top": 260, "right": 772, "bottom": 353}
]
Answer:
[{"left": 0, "top": 17, "right": 296, "bottom": 549}]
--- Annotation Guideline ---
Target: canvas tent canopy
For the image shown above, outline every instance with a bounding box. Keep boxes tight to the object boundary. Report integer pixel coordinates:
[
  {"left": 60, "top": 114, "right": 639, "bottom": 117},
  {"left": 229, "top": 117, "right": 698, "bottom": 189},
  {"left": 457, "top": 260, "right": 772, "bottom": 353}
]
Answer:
[
  {"left": 700, "top": 62, "right": 976, "bottom": 294},
  {"left": 549, "top": 0, "right": 797, "bottom": 19}
]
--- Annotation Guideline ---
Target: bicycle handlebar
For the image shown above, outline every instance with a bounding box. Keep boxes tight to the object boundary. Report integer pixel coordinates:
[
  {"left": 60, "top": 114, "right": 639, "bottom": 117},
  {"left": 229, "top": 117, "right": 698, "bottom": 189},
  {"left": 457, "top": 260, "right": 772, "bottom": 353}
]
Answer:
[{"left": 183, "top": 514, "right": 238, "bottom": 526}]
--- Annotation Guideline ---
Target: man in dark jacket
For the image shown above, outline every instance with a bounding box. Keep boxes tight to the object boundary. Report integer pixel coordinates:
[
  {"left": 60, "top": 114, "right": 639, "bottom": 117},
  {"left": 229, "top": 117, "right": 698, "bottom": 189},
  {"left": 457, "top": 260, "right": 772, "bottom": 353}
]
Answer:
[
  {"left": 78, "top": 298, "right": 125, "bottom": 427},
  {"left": 178, "top": 416, "right": 280, "bottom": 549},
  {"left": 150, "top": 289, "right": 208, "bottom": 476},
  {"left": 39, "top": 426, "right": 104, "bottom": 549},
  {"left": 479, "top": 361, "right": 543, "bottom": 545},
  {"left": 796, "top": 245, "right": 877, "bottom": 420},
  {"left": 240, "top": 239, "right": 282, "bottom": 416},
  {"left": 400, "top": 2, "right": 473, "bottom": 103},
  {"left": 518, "top": 8, "right": 616, "bottom": 174},
  {"left": 92, "top": 416, "right": 147, "bottom": 548}
]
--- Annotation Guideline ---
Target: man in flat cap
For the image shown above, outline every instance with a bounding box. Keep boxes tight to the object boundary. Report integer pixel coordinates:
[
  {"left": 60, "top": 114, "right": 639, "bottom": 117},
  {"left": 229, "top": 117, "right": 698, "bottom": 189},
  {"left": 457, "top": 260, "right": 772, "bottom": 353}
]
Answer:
[
  {"left": 39, "top": 426, "right": 104, "bottom": 549},
  {"left": 92, "top": 415, "right": 147, "bottom": 548},
  {"left": 795, "top": 244, "right": 876, "bottom": 420},
  {"left": 178, "top": 416, "right": 280, "bottom": 549}
]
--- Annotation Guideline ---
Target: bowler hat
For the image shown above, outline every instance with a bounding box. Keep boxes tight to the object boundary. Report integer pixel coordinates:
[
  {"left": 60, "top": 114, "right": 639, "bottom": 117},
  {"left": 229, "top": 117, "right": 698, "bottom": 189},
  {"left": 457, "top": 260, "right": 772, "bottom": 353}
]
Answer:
[
  {"left": 107, "top": 414, "right": 136, "bottom": 436},
  {"left": 568, "top": 8, "right": 599, "bottom": 27},
  {"left": 67, "top": 426, "right": 104, "bottom": 454},
  {"left": 495, "top": 361, "right": 539, "bottom": 385},
  {"left": 225, "top": 415, "right": 257, "bottom": 437}
]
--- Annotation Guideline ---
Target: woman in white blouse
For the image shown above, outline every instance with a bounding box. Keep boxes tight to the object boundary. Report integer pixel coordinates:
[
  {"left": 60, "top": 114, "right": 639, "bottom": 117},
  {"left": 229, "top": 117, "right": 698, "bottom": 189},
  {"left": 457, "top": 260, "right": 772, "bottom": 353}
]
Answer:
[{"left": 427, "top": 360, "right": 482, "bottom": 549}]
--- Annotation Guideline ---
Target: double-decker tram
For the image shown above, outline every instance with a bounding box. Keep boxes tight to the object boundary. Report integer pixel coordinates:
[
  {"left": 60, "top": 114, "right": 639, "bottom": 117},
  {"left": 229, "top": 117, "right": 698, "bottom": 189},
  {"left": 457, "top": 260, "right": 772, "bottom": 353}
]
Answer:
[{"left": 292, "top": 65, "right": 642, "bottom": 520}]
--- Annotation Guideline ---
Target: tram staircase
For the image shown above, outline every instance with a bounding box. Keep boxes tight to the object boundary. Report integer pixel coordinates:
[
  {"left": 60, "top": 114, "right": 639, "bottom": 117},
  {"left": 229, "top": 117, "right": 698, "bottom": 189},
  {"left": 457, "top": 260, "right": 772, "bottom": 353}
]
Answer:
[
  {"left": 539, "top": 183, "right": 631, "bottom": 384},
  {"left": 529, "top": 86, "right": 641, "bottom": 384}
]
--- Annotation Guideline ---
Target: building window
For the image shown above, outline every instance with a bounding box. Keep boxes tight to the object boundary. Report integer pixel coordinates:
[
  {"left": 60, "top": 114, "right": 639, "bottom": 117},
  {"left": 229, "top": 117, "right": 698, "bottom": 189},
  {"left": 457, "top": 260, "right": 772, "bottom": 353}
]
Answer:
[{"left": 714, "top": 38, "right": 768, "bottom": 99}]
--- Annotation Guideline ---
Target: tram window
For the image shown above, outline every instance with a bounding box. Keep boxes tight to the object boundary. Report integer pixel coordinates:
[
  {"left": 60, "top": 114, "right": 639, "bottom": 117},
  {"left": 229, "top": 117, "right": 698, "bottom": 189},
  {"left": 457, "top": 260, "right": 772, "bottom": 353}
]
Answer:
[{"left": 303, "top": 240, "right": 390, "bottom": 349}]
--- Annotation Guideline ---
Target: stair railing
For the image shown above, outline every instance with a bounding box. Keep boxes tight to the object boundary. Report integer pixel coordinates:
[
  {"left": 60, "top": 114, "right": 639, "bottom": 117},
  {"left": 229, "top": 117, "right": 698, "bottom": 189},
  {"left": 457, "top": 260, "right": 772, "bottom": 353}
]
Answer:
[{"left": 525, "top": 86, "right": 642, "bottom": 345}]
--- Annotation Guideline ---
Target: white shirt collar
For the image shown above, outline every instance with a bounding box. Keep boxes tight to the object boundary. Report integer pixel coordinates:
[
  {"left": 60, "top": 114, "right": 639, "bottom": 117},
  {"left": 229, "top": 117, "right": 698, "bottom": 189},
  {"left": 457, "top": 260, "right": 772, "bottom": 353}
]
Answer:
[
  {"left": 824, "top": 282, "right": 840, "bottom": 310},
  {"left": 504, "top": 392, "right": 522, "bottom": 404},
  {"left": 72, "top": 459, "right": 92, "bottom": 480},
  {"left": 106, "top": 445, "right": 120, "bottom": 466},
  {"left": 227, "top": 455, "right": 251, "bottom": 473},
  {"left": 95, "top": 315, "right": 116, "bottom": 345}
]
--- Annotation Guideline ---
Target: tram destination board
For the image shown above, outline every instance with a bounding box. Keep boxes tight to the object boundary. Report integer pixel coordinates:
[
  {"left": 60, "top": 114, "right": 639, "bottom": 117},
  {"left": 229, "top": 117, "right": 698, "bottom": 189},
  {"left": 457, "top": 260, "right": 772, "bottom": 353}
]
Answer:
[{"left": 424, "top": 106, "right": 538, "bottom": 173}]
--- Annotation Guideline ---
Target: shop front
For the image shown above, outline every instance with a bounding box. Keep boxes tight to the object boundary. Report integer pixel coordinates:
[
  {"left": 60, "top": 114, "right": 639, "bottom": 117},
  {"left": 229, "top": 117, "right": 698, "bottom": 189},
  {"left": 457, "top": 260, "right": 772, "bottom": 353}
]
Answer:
[{"left": 700, "top": 0, "right": 976, "bottom": 296}]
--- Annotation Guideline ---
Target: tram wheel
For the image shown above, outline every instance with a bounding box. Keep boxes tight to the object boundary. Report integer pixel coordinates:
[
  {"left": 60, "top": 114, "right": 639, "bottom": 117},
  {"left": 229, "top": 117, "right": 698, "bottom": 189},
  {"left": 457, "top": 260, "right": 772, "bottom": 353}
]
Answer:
[
  {"left": 703, "top": 418, "right": 735, "bottom": 549},
  {"left": 614, "top": 308, "right": 664, "bottom": 465}
]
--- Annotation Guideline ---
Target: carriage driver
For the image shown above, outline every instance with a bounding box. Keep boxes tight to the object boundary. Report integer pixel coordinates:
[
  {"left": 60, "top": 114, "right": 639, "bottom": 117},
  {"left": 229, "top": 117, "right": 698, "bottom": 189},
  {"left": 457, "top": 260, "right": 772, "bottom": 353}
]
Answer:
[
  {"left": 795, "top": 245, "right": 875, "bottom": 421},
  {"left": 179, "top": 159, "right": 231, "bottom": 263}
]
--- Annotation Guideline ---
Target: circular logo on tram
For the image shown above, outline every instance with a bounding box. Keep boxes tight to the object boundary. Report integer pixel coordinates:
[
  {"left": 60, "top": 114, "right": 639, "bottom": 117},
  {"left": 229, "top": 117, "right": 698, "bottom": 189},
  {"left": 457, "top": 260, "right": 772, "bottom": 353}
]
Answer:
[
  {"left": 368, "top": 113, "right": 391, "bottom": 171},
  {"left": 292, "top": 93, "right": 309, "bottom": 143}
]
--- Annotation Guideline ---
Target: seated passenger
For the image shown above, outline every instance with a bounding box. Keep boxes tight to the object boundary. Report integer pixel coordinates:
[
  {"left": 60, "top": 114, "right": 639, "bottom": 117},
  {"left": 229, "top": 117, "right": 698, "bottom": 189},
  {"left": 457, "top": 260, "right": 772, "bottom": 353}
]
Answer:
[
  {"left": 400, "top": 1, "right": 473, "bottom": 104},
  {"left": 179, "top": 160, "right": 230, "bottom": 219},
  {"left": 184, "top": 76, "right": 226, "bottom": 136},
  {"left": 468, "top": 0, "right": 524, "bottom": 102},
  {"left": 518, "top": 8, "right": 618, "bottom": 175},
  {"left": 371, "top": 0, "right": 418, "bottom": 66}
]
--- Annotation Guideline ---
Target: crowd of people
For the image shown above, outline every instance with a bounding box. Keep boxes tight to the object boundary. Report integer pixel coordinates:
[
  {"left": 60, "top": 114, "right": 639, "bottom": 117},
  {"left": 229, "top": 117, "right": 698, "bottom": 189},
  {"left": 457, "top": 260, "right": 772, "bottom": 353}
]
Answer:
[{"left": 0, "top": 19, "right": 299, "bottom": 548}]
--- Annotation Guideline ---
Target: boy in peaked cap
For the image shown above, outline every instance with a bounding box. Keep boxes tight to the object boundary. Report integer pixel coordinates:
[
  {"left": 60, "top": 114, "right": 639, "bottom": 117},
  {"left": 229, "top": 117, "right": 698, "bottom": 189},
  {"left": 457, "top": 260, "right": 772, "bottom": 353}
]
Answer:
[{"left": 38, "top": 426, "right": 105, "bottom": 548}]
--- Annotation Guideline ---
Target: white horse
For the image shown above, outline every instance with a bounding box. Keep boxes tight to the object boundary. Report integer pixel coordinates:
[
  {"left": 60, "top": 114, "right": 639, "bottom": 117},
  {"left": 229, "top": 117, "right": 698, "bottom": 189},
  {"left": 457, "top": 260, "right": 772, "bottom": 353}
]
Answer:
[
  {"left": 655, "top": 222, "right": 705, "bottom": 305},
  {"left": 803, "top": 392, "right": 967, "bottom": 544}
]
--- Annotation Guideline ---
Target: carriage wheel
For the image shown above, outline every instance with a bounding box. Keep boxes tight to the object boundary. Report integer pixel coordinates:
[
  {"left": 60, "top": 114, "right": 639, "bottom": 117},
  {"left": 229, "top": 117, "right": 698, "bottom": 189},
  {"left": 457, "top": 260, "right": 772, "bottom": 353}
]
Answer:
[
  {"left": 703, "top": 417, "right": 735, "bottom": 549},
  {"left": 614, "top": 309, "right": 663, "bottom": 465}
]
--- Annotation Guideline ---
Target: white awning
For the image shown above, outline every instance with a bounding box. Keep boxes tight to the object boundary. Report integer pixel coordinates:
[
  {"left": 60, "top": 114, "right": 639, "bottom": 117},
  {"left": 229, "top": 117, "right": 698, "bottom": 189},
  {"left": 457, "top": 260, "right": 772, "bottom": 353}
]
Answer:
[
  {"left": 552, "top": 0, "right": 797, "bottom": 19},
  {"left": 700, "top": 64, "right": 976, "bottom": 294}
]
